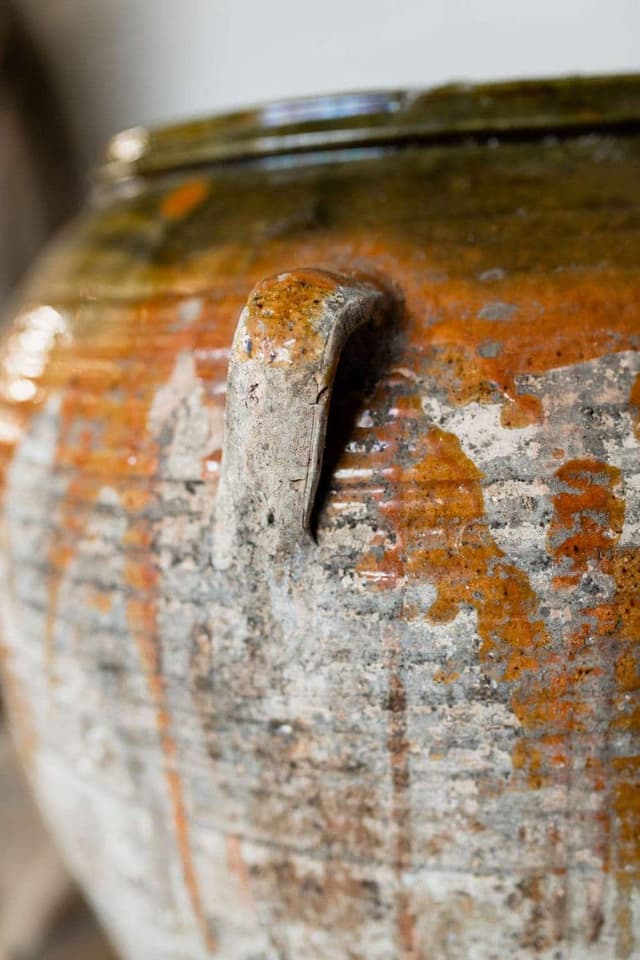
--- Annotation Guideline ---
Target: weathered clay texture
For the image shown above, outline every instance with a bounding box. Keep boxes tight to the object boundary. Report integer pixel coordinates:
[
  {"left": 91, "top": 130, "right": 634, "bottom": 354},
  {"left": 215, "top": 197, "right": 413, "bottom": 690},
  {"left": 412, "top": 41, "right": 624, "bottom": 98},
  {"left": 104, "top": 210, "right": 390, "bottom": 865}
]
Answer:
[{"left": 0, "top": 79, "right": 638, "bottom": 960}]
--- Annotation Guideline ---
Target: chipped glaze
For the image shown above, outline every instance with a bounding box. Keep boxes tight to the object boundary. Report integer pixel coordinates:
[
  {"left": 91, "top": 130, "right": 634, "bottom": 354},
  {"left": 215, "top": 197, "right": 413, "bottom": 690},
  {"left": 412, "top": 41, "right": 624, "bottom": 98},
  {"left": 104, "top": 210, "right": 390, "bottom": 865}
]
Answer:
[{"left": 0, "top": 77, "right": 638, "bottom": 960}]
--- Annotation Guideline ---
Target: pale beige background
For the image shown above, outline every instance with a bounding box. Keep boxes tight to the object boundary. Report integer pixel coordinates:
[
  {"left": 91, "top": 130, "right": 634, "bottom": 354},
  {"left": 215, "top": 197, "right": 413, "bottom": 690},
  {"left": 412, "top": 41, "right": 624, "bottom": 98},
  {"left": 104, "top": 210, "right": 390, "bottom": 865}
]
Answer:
[{"left": 15, "top": 0, "right": 640, "bottom": 171}]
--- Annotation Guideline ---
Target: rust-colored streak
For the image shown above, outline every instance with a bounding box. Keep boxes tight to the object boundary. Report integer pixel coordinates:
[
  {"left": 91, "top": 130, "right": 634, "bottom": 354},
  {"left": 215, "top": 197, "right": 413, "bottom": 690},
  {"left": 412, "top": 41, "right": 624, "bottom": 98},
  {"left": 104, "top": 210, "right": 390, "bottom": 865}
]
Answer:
[
  {"left": 226, "top": 834, "right": 253, "bottom": 905},
  {"left": 356, "top": 392, "right": 557, "bottom": 947},
  {"left": 358, "top": 416, "right": 638, "bottom": 947},
  {"left": 359, "top": 407, "right": 549, "bottom": 681},
  {"left": 544, "top": 458, "right": 639, "bottom": 956},
  {"left": 0, "top": 295, "right": 231, "bottom": 954},
  {"left": 548, "top": 459, "right": 625, "bottom": 588},
  {"left": 631, "top": 373, "right": 640, "bottom": 440},
  {"left": 127, "top": 592, "right": 217, "bottom": 954},
  {"left": 386, "top": 633, "right": 417, "bottom": 958},
  {"left": 42, "top": 337, "right": 160, "bottom": 680},
  {"left": 539, "top": 461, "right": 625, "bottom": 822},
  {"left": 160, "top": 178, "right": 210, "bottom": 220},
  {"left": 608, "top": 548, "right": 640, "bottom": 686},
  {"left": 360, "top": 400, "right": 576, "bottom": 957},
  {"left": 355, "top": 392, "right": 638, "bottom": 915},
  {"left": 604, "top": 544, "right": 640, "bottom": 959},
  {"left": 45, "top": 476, "right": 100, "bottom": 681}
]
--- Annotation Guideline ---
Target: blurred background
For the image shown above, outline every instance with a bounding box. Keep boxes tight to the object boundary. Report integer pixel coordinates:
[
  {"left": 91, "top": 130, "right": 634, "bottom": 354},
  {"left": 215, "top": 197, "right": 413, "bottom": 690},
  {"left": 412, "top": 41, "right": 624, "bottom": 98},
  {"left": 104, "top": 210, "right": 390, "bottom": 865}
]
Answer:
[
  {"left": 11, "top": 0, "right": 640, "bottom": 174},
  {"left": 0, "top": 1, "right": 638, "bottom": 956}
]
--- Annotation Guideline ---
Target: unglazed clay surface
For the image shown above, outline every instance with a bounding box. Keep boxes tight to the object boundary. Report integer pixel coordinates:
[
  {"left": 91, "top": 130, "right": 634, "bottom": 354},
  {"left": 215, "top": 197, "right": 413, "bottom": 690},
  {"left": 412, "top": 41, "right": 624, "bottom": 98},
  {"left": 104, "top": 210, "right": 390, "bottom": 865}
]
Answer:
[{"left": 0, "top": 79, "right": 639, "bottom": 960}]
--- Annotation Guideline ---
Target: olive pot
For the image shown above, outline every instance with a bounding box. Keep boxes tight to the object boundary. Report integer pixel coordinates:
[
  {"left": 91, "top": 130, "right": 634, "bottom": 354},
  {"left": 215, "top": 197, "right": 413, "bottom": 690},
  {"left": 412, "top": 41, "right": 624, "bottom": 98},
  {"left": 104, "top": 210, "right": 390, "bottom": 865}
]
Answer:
[{"left": 0, "top": 76, "right": 639, "bottom": 959}]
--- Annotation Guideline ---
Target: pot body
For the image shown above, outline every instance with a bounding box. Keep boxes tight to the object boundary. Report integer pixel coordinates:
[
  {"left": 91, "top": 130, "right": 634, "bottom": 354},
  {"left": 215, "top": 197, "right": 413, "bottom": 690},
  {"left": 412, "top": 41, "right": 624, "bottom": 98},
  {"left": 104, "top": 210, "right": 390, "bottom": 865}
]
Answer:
[{"left": 0, "top": 78, "right": 639, "bottom": 959}]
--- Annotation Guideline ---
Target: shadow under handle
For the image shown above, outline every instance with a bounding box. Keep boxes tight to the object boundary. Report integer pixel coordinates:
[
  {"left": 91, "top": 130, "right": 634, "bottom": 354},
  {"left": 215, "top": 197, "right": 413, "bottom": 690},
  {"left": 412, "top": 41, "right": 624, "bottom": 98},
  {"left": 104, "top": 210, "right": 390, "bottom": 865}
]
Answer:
[{"left": 215, "top": 268, "right": 391, "bottom": 565}]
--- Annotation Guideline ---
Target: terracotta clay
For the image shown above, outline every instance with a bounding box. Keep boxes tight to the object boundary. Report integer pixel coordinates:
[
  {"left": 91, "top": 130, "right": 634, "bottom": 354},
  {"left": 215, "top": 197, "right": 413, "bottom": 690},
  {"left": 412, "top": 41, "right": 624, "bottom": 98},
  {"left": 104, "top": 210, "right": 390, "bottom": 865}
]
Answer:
[{"left": 0, "top": 76, "right": 639, "bottom": 959}]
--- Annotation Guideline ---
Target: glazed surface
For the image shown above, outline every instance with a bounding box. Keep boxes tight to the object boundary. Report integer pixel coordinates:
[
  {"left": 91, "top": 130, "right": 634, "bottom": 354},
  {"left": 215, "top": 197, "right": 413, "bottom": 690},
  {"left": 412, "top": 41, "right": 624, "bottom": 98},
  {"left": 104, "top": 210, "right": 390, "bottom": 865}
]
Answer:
[{"left": 0, "top": 101, "right": 639, "bottom": 959}]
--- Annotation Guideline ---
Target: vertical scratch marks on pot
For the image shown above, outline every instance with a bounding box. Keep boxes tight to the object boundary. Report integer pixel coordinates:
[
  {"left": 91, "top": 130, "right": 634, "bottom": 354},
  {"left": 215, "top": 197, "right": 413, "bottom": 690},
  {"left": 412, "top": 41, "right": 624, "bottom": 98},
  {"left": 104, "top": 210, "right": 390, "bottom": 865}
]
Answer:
[
  {"left": 358, "top": 392, "right": 572, "bottom": 949},
  {"left": 127, "top": 583, "right": 217, "bottom": 955},
  {"left": 385, "top": 630, "right": 417, "bottom": 958},
  {"left": 349, "top": 385, "right": 418, "bottom": 954},
  {"left": 44, "top": 468, "right": 100, "bottom": 684},
  {"left": 544, "top": 460, "right": 623, "bottom": 939},
  {"left": 24, "top": 297, "right": 224, "bottom": 954},
  {"left": 0, "top": 304, "right": 71, "bottom": 684},
  {"left": 631, "top": 373, "right": 640, "bottom": 440},
  {"left": 545, "top": 457, "right": 640, "bottom": 957},
  {"left": 606, "top": 549, "right": 640, "bottom": 958}
]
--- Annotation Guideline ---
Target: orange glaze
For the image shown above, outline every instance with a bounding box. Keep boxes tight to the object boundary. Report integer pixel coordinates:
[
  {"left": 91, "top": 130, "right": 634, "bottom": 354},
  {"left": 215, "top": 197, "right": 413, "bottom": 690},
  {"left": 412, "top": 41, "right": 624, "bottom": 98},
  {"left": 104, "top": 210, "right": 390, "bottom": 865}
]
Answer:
[
  {"left": 548, "top": 459, "right": 625, "bottom": 588},
  {"left": 541, "top": 459, "right": 639, "bottom": 956},
  {"left": 239, "top": 269, "right": 340, "bottom": 366},
  {"left": 354, "top": 389, "right": 639, "bottom": 943},
  {"left": 160, "top": 178, "right": 210, "bottom": 221},
  {"left": 0, "top": 161, "right": 637, "bottom": 954},
  {"left": 631, "top": 372, "right": 640, "bottom": 440},
  {"left": 0, "top": 293, "right": 234, "bottom": 953},
  {"left": 233, "top": 230, "right": 640, "bottom": 428}
]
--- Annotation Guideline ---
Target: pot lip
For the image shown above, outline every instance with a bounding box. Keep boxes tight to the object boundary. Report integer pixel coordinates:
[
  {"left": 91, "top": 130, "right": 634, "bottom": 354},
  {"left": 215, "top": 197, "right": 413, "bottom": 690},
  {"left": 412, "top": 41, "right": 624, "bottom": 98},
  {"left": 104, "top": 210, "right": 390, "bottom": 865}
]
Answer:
[{"left": 99, "top": 73, "right": 640, "bottom": 183}]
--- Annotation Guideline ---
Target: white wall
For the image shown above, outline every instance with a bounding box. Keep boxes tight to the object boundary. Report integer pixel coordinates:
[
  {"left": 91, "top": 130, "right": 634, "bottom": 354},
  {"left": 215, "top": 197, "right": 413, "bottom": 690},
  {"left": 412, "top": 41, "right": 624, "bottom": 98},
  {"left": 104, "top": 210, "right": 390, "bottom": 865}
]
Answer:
[{"left": 16, "top": 0, "right": 640, "bottom": 171}]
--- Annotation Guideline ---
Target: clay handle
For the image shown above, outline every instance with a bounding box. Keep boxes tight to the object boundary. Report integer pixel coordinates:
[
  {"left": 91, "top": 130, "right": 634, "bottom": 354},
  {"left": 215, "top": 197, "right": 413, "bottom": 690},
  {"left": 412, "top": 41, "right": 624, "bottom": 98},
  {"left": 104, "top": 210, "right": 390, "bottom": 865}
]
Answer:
[{"left": 215, "top": 269, "right": 390, "bottom": 564}]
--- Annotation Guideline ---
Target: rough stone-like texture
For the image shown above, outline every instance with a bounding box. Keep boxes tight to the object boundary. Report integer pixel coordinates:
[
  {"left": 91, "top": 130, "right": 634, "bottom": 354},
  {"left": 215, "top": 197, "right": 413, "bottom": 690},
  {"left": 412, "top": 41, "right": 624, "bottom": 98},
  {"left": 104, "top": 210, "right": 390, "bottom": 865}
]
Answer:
[
  {"left": 0, "top": 81, "right": 638, "bottom": 959},
  {"left": 216, "top": 269, "right": 391, "bottom": 562}
]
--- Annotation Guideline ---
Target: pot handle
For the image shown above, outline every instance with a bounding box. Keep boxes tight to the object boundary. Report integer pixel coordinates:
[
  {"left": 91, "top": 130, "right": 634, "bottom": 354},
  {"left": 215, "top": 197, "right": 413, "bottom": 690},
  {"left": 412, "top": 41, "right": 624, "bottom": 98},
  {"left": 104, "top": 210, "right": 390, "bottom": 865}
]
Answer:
[{"left": 215, "top": 269, "right": 390, "bottom": 565}]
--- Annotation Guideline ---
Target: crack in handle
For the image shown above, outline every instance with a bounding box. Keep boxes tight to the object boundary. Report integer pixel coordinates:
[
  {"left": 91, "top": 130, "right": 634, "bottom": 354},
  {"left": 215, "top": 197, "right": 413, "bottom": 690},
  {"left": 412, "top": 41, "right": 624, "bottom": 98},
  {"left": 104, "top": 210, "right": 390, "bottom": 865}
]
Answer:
[{"left": 215, "top": 268, "right": 391, "bottom": 566}]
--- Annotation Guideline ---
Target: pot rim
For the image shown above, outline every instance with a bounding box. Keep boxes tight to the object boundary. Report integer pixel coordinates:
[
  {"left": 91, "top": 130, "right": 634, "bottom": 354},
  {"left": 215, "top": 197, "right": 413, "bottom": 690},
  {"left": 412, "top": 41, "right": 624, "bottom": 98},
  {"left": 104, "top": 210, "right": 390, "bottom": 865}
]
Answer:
[{"left": 99, "top": 73, "right": 640, "bottom": 183}]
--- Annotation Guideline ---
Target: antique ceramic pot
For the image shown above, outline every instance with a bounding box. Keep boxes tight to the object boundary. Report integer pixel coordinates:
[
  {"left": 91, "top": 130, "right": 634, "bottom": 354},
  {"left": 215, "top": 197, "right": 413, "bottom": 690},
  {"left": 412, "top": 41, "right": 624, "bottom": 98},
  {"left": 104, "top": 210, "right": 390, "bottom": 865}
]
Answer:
[{"left": 0, "top": 76, "right": 639, "bottom": 960}]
